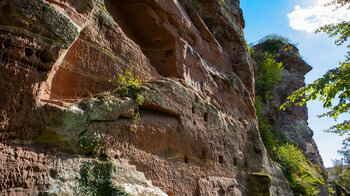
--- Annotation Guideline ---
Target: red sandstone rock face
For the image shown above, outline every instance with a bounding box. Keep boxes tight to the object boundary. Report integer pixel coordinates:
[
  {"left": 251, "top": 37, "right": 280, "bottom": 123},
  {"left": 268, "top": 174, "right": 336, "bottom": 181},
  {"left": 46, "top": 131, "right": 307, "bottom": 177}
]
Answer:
[
  {"left": 0, "top": 0, "right": 294, "bottom": 195},
  {"left": 254, "top": 44, "right": 325, "bottom": 171}
]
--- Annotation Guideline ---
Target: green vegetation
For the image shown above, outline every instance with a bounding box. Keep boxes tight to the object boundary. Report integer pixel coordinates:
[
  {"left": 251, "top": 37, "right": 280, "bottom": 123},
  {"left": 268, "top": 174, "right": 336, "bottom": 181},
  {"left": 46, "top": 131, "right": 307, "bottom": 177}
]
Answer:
[
  {"left": 74, "top": 71, "right": 147, "bottom": 195},
  {"left": 253, "top": 34, "right": 290, "bottom": 55},
  {"left": 251, "top": 35, "right": 324, "bottom": 195},
  {"left": 252, "top": 34, "right": 301, "bottom": 57},
  {"left": 328, "top": 159, "right": 350, "bottom": 192},
  {"left": 280, "top": 0, "right": 350, "bottom": 163},
  {"left": 80, "top": 129, "right": 102, "bottom": 157},
  {"left": 77, "top": 159, "right": 130, "bottom": 196},
  {"left": 338, "top": 167, "right": 350, "bottom": 191},
  {"left": 110, "top": 71, "right": 144, "bottom": 130},
  {"left": 111, "top": 71, "right": 144, "bottom": 106},
  {"left": 76, "top": 129, "right": 130, "bottom": 195},
  {"left": 254, "top": 96, "right": 284, "bottom": 153},
  {"left": 250, "top": 35, "right": 285, "bottom": 153},
  {"left": 274, "top": 144, "right": 324, "bottom": 195},
  {"left": 251, "top": 51, "right": 283, "bottom": 100}
]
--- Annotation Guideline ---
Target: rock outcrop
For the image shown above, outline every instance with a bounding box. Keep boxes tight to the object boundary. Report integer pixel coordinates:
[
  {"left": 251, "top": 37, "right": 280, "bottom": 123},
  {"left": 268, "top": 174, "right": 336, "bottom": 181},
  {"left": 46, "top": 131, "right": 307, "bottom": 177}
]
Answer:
[
  {"left": 0, "top": 0, "right": 322, "bottom": 195},
  {"left": 253, "top": 43, "right": 325, "bottom": 171}
]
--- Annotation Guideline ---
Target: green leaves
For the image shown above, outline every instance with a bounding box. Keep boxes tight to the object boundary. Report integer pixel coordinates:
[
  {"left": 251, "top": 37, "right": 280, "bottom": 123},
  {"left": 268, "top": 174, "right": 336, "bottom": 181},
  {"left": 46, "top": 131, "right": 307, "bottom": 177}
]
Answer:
[
  {"left": 77, "top": 159, "right": 130, "bottom": 196},
  {"left": 315, "top": 21, "right": 350, "bottom": 47},
  {"left": 251, "top": 50, "right": 284, "bottom": 101},
  {"left": 280, "top": 62, "right": 350, "bottom": 134},
  {"left": 110, "top": 71, "right": 144, "bottom": 107},
  {"left": 273, "top": 144, "right": 324, "bottom": 195},
  {"left": 80, "top": 129, "right": 102, "bottom": 156},
  {"left": 111, "top": 71, "right": 144, "bottom": 130},
  {"left": 281, "top": 0, "right": 350, "bottom": 164}
]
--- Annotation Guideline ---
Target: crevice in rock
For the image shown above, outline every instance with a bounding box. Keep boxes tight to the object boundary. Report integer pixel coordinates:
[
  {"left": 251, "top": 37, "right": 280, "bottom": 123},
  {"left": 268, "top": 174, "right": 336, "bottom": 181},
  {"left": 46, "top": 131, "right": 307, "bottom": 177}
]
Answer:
[
  {"left": 218, "top": 155, "right": 224, "bottom": 165},
  {"left": 203, "top": 112, "right": 208, "bottom": 122},
  {"left": 24, "top": 48, "right": 33, "bottom": 57},
  {"left": 232, "top": 157, "right": 238, "bottom": 166},
  {"left": 104, "top": 0, "right": 179, "bottom": 78},
  {"left": 184, "top": 154, "right": 189, "bottom": 163},
  {"left": 199, "top": 147, "right": 207, "bottom": 163},
  {"left": 141, "top": 102, "right": 182, "bottom": 124}
]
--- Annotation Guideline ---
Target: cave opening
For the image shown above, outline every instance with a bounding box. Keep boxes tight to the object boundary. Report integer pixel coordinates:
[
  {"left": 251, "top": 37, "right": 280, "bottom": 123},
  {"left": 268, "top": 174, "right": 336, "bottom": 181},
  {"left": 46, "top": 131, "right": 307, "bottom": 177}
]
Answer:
[{"left": 104, "top": 0, "right": 179, "bottom": 78}]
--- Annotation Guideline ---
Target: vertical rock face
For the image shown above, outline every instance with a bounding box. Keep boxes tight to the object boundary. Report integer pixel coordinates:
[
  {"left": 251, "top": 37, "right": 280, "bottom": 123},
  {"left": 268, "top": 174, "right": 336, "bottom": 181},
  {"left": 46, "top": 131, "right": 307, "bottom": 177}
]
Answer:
[
  {"left": 255, "top": 43, "right": 325, "bottom": 171},
  {"left": 0, "top": 0, "right": 310, "bottom": 195}
]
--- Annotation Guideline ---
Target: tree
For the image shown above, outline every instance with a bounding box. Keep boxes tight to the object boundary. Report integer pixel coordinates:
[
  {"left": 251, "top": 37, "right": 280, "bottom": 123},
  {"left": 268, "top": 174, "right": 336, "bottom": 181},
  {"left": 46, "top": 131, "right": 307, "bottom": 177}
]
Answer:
[{"left": 280, "top": 0, "right": 350, "bottom": 161}]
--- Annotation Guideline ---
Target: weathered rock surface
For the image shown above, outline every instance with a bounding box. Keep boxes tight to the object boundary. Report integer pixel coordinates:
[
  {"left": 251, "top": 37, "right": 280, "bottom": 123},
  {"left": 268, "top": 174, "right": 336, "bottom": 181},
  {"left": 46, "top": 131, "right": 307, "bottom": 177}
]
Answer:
[
  {"left": 0, "top": 0, "right": 323, "bottom": 195},
  {"left": 255, "top": 43, "right": 325, "bottom": 171},
  {"left": 1, "top": 78, "right": 293, "bottom": 195}
]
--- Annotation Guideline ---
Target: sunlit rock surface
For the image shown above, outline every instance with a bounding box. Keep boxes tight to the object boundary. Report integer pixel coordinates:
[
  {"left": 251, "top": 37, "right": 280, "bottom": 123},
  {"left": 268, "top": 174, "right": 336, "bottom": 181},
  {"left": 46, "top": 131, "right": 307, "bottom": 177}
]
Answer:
[{"left": 0, "top": 0, "right": 326, "bottom": 195}]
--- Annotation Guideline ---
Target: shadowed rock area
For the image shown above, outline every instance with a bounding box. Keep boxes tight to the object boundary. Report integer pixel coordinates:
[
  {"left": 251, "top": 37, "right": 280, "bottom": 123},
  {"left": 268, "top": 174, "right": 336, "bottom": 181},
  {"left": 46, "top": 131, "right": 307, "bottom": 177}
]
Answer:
[{"left": 0, "top": 0, "right": 325, "bottom": 195}]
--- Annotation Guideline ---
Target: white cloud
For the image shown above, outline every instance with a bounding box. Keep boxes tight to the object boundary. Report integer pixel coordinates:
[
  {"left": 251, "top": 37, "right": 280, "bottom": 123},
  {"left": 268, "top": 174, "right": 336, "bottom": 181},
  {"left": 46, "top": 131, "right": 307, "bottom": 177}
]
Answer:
[{"left": 288, "top": 0, "right": 350, "bottom": 33}]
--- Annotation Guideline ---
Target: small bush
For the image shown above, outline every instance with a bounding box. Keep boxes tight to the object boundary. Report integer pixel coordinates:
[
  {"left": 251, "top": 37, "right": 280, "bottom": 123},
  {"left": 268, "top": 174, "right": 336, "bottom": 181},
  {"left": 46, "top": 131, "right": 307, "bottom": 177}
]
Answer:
[
  {"left": 110, "top": 71, "right": 144, "bottom": 105},
  {"left": 255, "top": 34, "right": 291, "bottom": 55},
  {"left": 274, "top": 144, "right": 323, "bottom": 195},
  {"left": 110, "top": 71, "right": 144, "bottom": 130},
  {"left": 80, "top": 129, "right": 102, "bottom": 156},
  {"left": 251, "top": 50, "right": 283, "bottom": 100},
  {"left": 77, "top": 159, "right": 130, "bottom": 196},
  {"left": 337, "top": 166, "right": 350, "bottom": 191}
]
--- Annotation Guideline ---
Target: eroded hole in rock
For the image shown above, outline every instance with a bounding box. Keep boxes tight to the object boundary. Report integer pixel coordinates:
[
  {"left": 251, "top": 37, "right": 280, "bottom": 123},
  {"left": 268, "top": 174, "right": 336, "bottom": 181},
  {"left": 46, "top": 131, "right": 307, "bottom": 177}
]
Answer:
[
  {"left": 32, "top": 165, "right": 40, "bottom": 172},
  {"left": 204, "top": 112, "right": 208, "bottom": 122},
  {"left": 200, "top": 148, "right": 207, "bottom": 163},
  {"left": 195, "top": 95, "right": 199, "bottom": 103},
  {"left": 18, "top": 94, "right": 24, "bottom": 105},
  {"left": 218, "top": 155, "right": 224, "bottom": 164},
  {"left": 2, "top": 51, "right": 8, "bottom": 62},
  {"left": 184, "top": 155, "right": 189, "bottom": 164},
  {"left": 232, "top": 157, "right": 238, "bottom": 166},
  {"left": 49, "top": 169, "right": 58, "bottom": 179},
  {"left": 35, "top": 51, "right": 40, "bottom": 58},
  {"left": 24, "top": 48, "right": 33, "bottom": 57},
  {"left": 40, "top": 49, "right": 54, "bottom": 63},
  {"left": 4, "top": 42, "right": 10, "bottom": 49},
  {"left": 192, "top": 106, "right": 195, "bottom": 113},
  {"left": 243, "top": 159, "right": 248, "bottom": 171},
  {"left": 104, "top": 0, "right": 179, "bottom": 77},
  {"left": 218, "top": 187, "right": 225, "bottom": 196},
  {"left": 253, "top": 145, "right": 263, "bottom": 158}
]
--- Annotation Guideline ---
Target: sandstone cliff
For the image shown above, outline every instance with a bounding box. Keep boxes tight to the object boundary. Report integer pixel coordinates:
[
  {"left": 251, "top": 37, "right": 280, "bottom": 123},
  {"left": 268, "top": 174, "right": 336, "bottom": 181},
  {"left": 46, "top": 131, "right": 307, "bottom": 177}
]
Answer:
[
  {"left": 0, "top": 0, "right": 322, "bottom": 195},
  {"left": 253, "top": 41, "right": 325, "bottom": 171}
]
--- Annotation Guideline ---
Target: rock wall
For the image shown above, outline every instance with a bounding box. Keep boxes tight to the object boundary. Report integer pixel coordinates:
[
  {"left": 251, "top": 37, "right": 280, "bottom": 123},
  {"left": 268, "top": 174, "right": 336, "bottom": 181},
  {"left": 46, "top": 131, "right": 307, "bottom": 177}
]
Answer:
[
  {"left": 254, "top": 43, "right": 325, "bottom": 171},
  {"left": 0, "top": 0, "right": 300, "bottom": 195}
]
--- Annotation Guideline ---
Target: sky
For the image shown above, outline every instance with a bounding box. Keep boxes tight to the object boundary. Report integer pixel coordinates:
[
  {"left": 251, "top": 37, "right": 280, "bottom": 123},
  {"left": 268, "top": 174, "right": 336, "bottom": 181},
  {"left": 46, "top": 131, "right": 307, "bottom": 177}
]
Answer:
[{"left": 240, "top": 0, "right": 349, "bottom": 167}]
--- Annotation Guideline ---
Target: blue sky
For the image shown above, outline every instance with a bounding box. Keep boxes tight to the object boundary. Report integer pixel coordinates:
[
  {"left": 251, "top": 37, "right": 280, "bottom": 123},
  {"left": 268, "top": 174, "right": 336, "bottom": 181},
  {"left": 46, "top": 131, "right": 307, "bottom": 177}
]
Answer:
[{"left": 240, "top": 0, "right": 349, "bottom": 167}]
